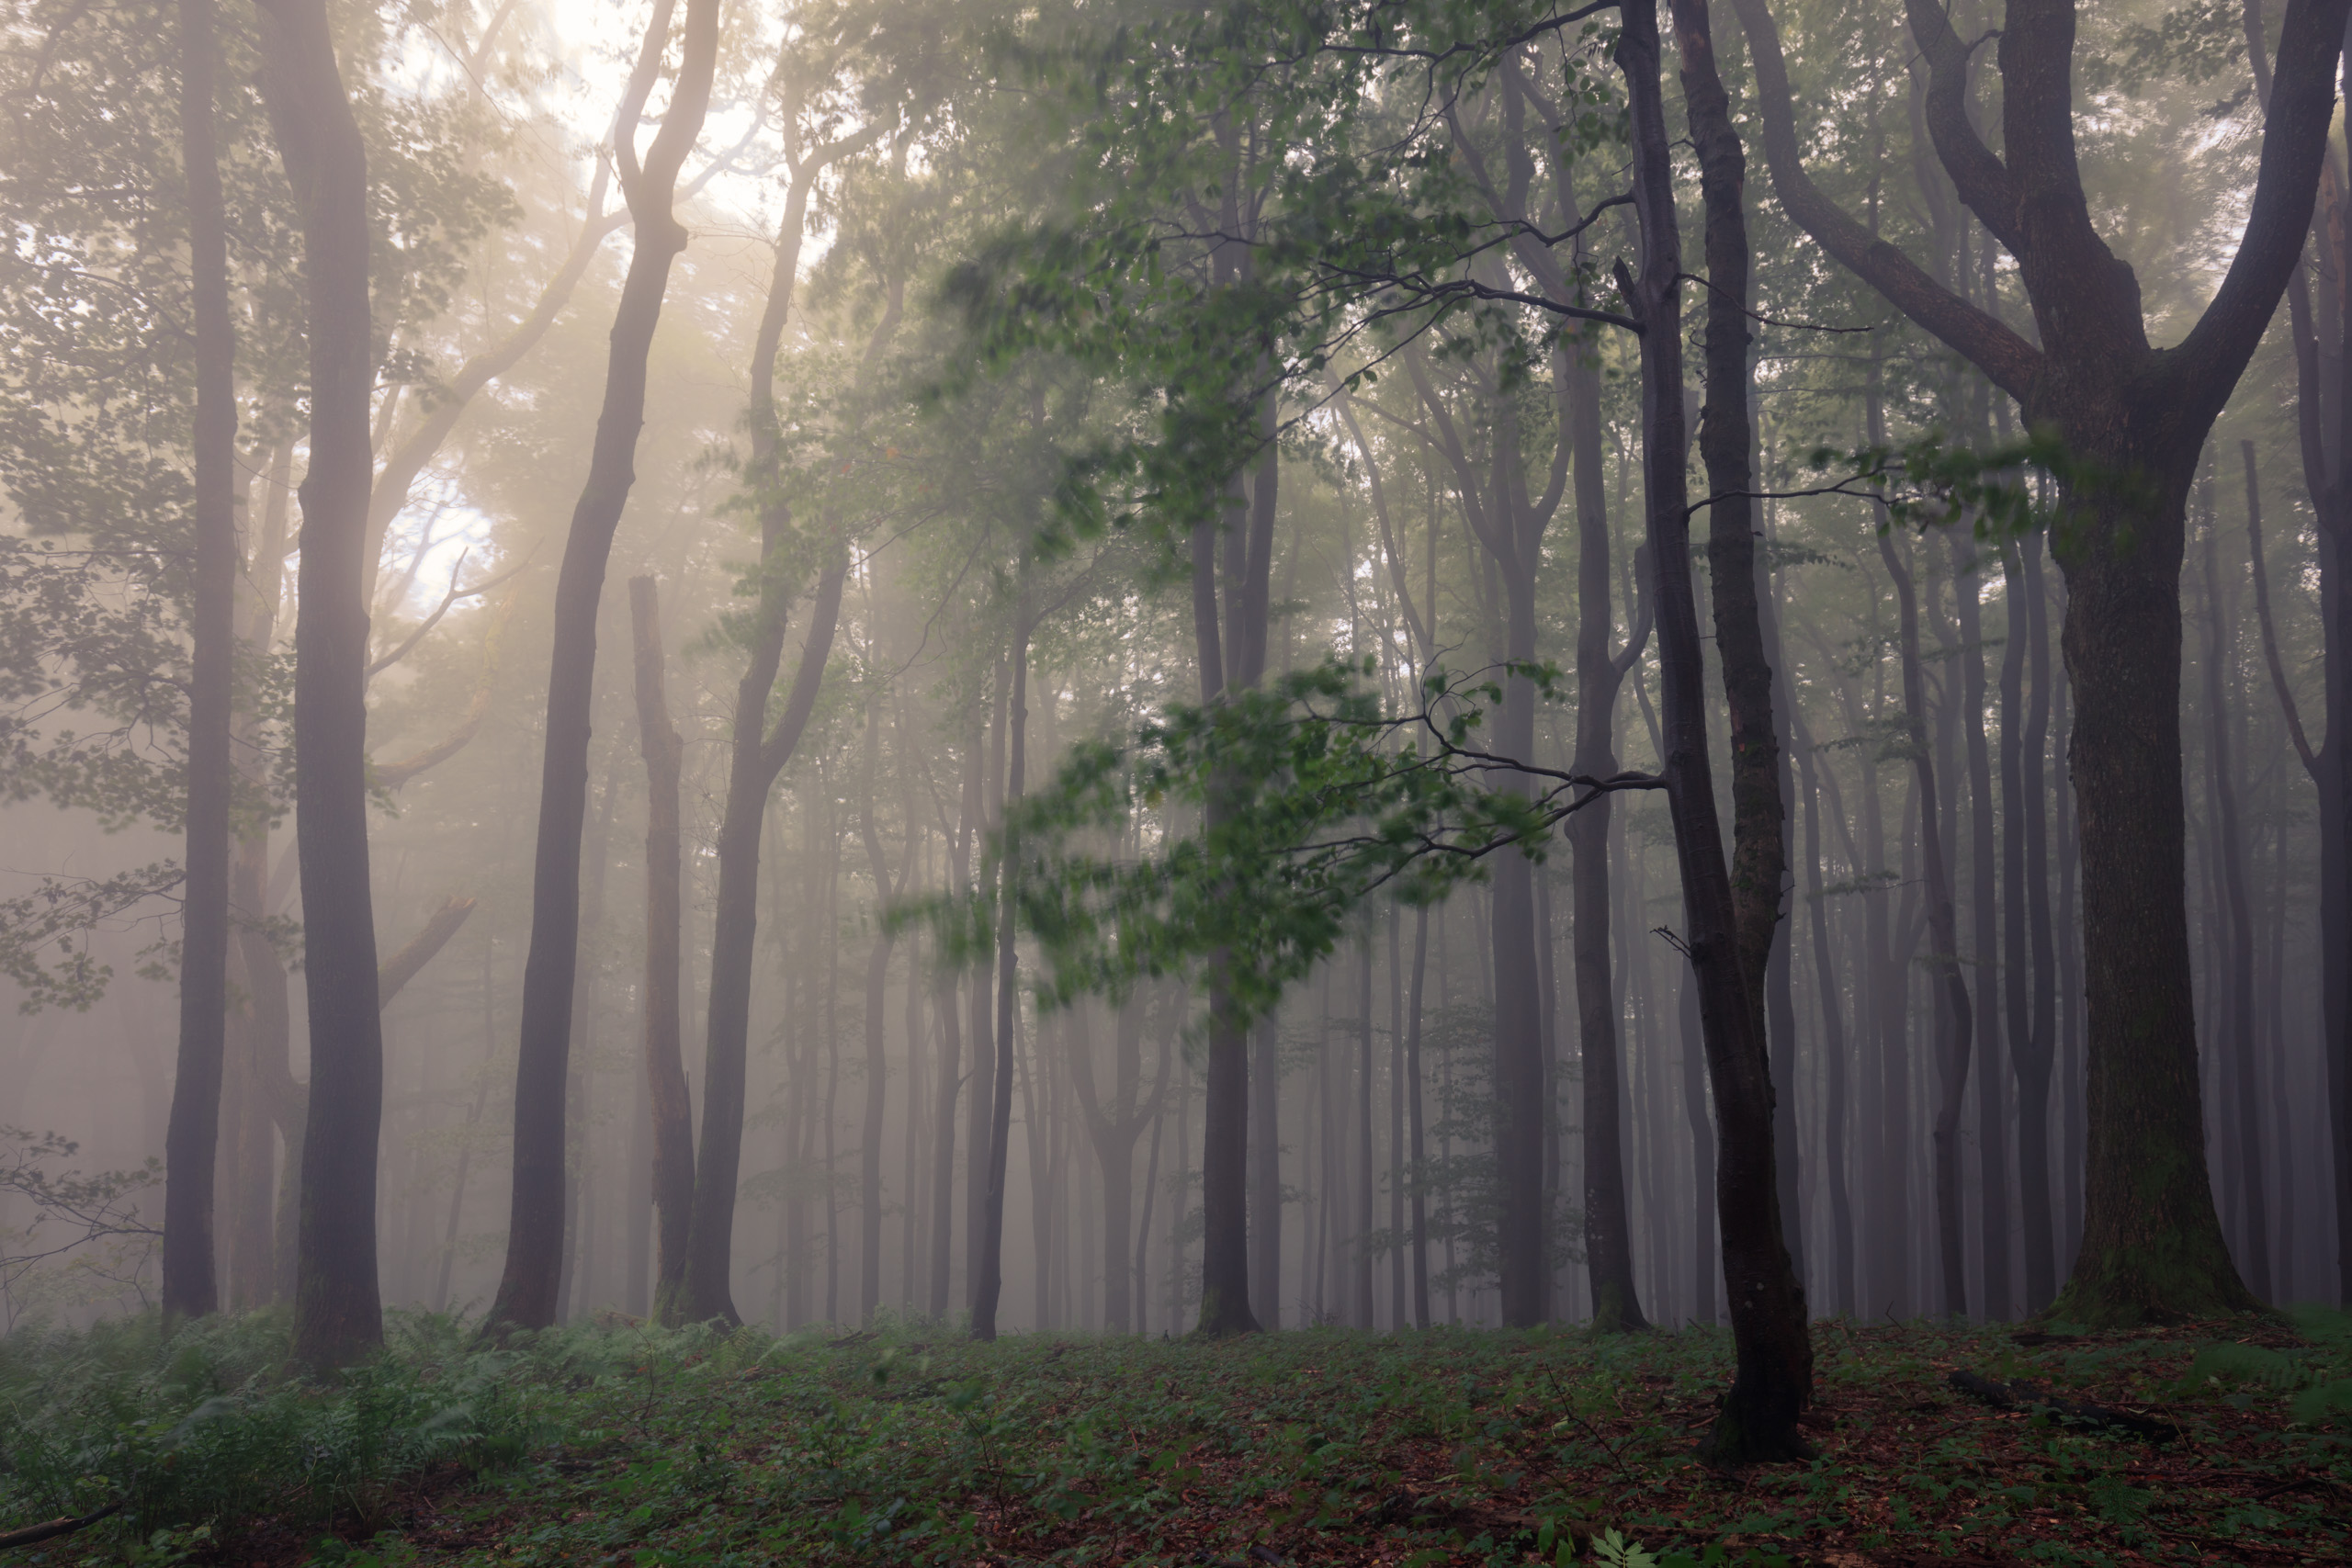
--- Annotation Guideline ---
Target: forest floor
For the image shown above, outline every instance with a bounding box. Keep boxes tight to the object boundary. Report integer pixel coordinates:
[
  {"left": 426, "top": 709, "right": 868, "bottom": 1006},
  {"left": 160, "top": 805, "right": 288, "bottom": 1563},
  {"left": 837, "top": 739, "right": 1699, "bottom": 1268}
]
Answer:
[{"left": 5, "top": 1307, "right": 2349, "bottom": 1568}]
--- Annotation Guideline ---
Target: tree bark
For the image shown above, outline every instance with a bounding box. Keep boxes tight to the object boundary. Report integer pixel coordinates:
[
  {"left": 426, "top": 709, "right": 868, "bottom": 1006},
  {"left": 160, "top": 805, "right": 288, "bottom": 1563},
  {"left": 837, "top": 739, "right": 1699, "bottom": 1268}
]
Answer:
[
  {"left": 1728, "top": 0, "right": 2341, "bottom": 1324},
  {"left": 254, "top": 0, "right": 385, "bottom": 1369},
  {"left": 1623, "top": 0, "right": 1813, "bottom": 1461},
  {"left": 163, "top": 0, "right": 234, "bottom": 1329},
  {"left": 487, "top": 0, "right": 718, "bottom": 1334}
]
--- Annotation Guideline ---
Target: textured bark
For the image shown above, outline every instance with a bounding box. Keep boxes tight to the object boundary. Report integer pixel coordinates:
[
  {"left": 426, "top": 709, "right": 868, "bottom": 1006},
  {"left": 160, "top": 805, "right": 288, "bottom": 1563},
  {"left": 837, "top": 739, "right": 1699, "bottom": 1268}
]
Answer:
[
  {"left": 162, "top": 0, "right": 233, "bottom": 1328},
  {"left": 1623, "top": 0, "right": 1813, "bottom": 1461},
  {"left": 1730, "top": 0, "right": 2343, "bottom": 1324},
  {"left": 254, "top": 0, "right": 385, "bottom": 1369},
  {"left": 489, "top": 0, "right": 718, "bottom": 1334},
  {"left": 628, "top": 578, "right": 693, "bottom": 1315}
]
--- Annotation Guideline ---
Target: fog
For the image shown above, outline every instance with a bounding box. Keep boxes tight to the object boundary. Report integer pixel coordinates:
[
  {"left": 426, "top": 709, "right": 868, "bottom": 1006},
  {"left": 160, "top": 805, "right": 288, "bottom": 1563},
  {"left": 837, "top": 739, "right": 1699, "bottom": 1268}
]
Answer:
[{"left": 2, "top": 0, "right": 2342, "bottom": 1364}]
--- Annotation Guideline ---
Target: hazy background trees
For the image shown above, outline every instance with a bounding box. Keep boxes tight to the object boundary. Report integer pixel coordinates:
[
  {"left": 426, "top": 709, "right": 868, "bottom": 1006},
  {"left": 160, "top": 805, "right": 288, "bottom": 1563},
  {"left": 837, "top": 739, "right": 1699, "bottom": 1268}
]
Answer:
[{"left": 2, "top": 0, "right": 2344, "bottom": 1372}]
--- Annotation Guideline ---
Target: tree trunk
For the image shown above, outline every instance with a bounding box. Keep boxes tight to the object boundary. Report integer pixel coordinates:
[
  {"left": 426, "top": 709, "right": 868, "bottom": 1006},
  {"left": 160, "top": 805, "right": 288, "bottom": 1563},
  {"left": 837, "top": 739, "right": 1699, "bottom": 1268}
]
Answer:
[
  {"left": 628, "top": 578, "right": 694, "bottom": 1316},
  {"left": 1877, "top": 525, "right": 1973, "bottom": 1317},
  {"left": 254, "top": 0, "right": 386, "bottom": 1369},
  {"left": 1789, "top": 702, "right": 1856, "bottom": 1317},
  {"left": 857, "top": 699, "right": 898, "bottom": 1325},
  {"left": 162, "top": 0, "right": 234, "bottom": 1329},
  {"left": 1728, "top": 0, "right": 2337, "bottom": 1325},
  {"left": 1624, "top": 0, "right": 1813, "bottom": 1461},
  {"left": 1952, "top": 532, "right": 2009, "bottom": 1318},
  {"left": 973, "top": 601, "right": 1030, "bottom": 1341},
  {"left": 1250, "top": 1015, "right": 1282, "bottom": 1328},
  {"left": 488, "top": 0, "right": 719, "bottom": 1334},
  {"left": 2004, "top": 540, "right": 2060, "bottom": 1316},
  {"left": 2199, "top": 503, "right": 2272, "bottom": 1298}
]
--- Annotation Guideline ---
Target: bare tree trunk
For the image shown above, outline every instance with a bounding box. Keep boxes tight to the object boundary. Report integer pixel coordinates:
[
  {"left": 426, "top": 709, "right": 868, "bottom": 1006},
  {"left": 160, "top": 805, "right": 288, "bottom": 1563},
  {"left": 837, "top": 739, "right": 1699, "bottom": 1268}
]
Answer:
[
  {"left": 2001, "top": 535, "right": 2060, "bottom": 1312},
  {"left": 254, "top": 0, "right": 386, "bottom": 1368},
  {"left": 1624, "top": 0, "right": 1812, "bottom": 1459},
  {"left": 489, "top": 0, "right": 718, "bottom": 1334},
  {"left": 2199, "top": 496, "right": 2272, "bottom": 1298},
  {"left": 1951, "top": 532, "right": 2009, "bottom": 1318},
  {"left": 973, "top": 597, "right": 1030, "bottom": 1341},
  {"left": 1789, "top": 702, "right": 1856, "bottom": 1316},
  {"left": 163, "top": 0, "right": 234, "bottom": 1328},
  {"left": 627, "top": 579, "right": 694, "bottom": 1315},
  {"left": 856, "top": 696, "right": 899, "bottom": 1325},
  {"left": 967, "top": 660, "right": 1004, "bottom": 1317}
]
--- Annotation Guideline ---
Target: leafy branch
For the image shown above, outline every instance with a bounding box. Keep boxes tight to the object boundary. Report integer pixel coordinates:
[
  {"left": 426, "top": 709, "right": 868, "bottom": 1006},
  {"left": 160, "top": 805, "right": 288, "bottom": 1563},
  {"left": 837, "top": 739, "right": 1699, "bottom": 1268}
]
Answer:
[{"left": 902, "top": 657, "right": 1658, "bottom": 1026}]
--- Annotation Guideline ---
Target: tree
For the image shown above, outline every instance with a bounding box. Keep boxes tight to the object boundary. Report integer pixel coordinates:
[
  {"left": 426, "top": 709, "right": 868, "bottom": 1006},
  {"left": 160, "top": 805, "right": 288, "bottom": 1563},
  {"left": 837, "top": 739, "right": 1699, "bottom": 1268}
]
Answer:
[
  {"left": 1623, "top": 0, "right": 1813, "bottom": 1459},
  {"left": 251, "top": 0, "right": 388, "bottom": 1370},
  {"left": 158, "top": 0, "right": 233, "bottom": 1328},
  {"left": 628, "top": 576, "right": 693, "bottom": 1307},
  {"left": 488, "top": 0, "right": 721, "bottom": 1335},
  {"left": 1725, "top": 0, "right": 2350, "bottom": 1324}
]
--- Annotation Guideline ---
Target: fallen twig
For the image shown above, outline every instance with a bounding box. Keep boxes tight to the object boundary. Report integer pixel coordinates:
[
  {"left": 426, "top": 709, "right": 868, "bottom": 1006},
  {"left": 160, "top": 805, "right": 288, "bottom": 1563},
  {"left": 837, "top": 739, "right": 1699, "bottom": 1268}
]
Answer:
[
  {"left": 0, "top": 1501, "right": 123, "bottom": 1553},
  {"left": 1947, "top": 1369, "right": 2179, "bottom": 1442}
]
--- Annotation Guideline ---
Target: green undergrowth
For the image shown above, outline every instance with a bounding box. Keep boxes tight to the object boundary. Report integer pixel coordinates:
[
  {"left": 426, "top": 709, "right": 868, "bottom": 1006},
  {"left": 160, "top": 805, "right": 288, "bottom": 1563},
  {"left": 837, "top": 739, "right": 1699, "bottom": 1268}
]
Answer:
[{"left": 0, "top": 1306, "right": 2346, "bottom": 1566}]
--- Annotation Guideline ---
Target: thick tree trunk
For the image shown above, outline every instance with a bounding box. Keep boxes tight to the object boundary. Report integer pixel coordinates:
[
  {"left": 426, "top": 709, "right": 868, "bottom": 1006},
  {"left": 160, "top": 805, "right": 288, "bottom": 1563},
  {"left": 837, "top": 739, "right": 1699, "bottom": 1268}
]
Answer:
[
  {"left": 489, "top": 0, "right": 718, "bottom": 1334},
  {"left": 628, "top": 578, "right": 694, "bottom": 1316},
  {"left": 254, "top": 0, "right": 385, "bottom": 1369},
  {"left": 163, "top": 0, "right": 234, "bottom": 1329},
  {"left": 1624, "top": 0, "right": 1813, "bottom": 1461},
  {"left": 1729, "top": 0, "right": 2340, "bottom": 1325}
]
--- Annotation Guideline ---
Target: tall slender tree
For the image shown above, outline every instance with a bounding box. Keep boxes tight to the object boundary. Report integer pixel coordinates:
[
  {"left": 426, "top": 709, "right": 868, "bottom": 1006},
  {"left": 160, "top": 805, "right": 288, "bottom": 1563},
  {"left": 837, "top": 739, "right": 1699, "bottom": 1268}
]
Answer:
[
  {"left": 488, "top": 0, "right": 720, "bottom": 1333},
  {"left": 252, "top": 0, "right": 385, "bottom": 1369},
  {"left": 160, "top": 0, "right": 234, "bottom": 1328}
]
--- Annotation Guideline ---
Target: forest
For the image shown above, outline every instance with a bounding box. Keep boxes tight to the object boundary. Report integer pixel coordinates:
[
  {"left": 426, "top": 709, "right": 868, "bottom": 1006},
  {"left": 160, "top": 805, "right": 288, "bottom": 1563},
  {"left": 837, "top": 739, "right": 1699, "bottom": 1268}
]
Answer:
[{"left": 2, "top": 0, "right": 2350, "bottom": 1560}]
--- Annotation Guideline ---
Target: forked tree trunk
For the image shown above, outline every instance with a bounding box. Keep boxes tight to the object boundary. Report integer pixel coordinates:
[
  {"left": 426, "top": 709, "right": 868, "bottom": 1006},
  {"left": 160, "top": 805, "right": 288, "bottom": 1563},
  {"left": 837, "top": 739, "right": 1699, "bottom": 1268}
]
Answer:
[
  {"left": 1729, "top": 0, "right": 2342, "bottom": 1323},
  {"left": 162, "top": 0, "right": 234, "bottom": 1329},
  {"left": 489, "top": 0, "right": 719, "bottom": 1334},
  {"left": 254, "top": 0, "right": 386, "bottom": 1370}
]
